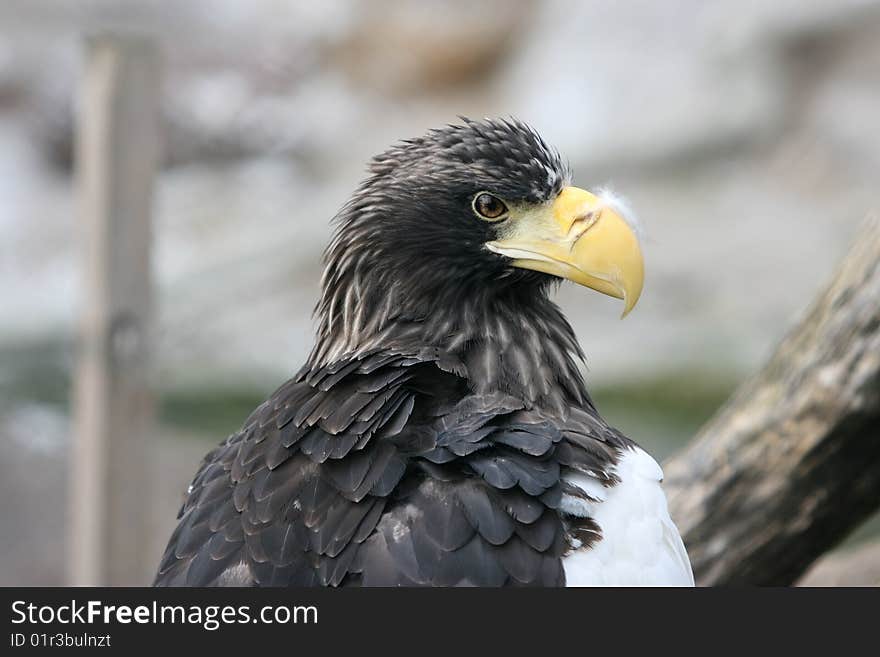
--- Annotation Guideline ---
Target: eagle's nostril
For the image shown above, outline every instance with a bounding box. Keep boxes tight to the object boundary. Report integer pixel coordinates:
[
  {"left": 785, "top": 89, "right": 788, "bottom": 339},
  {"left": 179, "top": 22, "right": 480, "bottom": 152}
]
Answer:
[{"left": 570, "top": 210, "right": 599, "bottom": 240}]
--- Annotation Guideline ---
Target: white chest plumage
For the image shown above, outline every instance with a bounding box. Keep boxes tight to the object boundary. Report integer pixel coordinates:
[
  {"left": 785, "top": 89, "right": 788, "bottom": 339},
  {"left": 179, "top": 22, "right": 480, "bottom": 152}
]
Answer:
[{"left": 561, "top": 447, "right": 694, "bottom": 587}]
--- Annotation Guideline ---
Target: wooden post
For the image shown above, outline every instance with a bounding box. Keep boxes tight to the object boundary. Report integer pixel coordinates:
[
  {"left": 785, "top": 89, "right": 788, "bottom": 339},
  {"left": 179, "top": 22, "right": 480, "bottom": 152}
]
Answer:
[{"left": 69, "top": 35, "right": 160, "bottom": 585}]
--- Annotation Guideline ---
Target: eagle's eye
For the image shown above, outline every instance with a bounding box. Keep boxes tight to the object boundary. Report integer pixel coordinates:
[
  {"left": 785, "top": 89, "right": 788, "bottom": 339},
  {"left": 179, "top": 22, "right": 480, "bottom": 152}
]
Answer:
[{"left": 472, "top": 192, "right": 508, "bottom": 221}]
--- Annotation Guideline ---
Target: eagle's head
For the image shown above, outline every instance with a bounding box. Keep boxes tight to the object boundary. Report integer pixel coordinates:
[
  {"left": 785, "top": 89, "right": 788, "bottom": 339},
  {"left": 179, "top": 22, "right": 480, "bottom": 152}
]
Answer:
[{"left": 310, "top": 118, "right": 644, "bottom": 394}]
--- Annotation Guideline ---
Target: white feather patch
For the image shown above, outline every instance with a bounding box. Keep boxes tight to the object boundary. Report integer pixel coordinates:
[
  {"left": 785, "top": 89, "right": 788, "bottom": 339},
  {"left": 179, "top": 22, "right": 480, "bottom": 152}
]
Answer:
[
  {"left": 595, "top": 186, "right": 645, "bottom": 244},
  {"left": 562, "top": 447, "right": 694, "bottom": 587}
]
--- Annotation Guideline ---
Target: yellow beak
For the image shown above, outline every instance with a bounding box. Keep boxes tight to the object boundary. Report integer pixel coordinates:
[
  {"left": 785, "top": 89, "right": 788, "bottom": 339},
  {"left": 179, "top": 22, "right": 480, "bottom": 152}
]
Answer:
[{"left": 486, "top": 186, "right": 644, "bottom": 317}]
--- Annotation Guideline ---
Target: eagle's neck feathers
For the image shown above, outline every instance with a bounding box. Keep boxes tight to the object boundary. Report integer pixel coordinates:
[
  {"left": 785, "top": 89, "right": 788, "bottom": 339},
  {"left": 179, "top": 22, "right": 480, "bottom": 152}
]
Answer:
[{"left": 308, "top": 244, "right": 590, "bottom": 411}]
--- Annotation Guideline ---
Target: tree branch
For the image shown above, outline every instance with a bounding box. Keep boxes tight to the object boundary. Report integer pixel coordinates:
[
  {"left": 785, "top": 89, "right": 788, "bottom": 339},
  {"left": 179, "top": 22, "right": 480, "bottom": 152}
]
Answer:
[
  {"left": 798, "top": 540, "right": 880, "bottom": 586},
  {"left": 664, "top": 216, "right": 880, "bottom": 586}
]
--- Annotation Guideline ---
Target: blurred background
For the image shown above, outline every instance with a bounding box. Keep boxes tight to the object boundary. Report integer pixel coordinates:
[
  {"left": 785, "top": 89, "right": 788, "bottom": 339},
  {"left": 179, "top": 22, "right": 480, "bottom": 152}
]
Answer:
[{"left": 1, "top": 0, "right": 879, "bottom": 586}]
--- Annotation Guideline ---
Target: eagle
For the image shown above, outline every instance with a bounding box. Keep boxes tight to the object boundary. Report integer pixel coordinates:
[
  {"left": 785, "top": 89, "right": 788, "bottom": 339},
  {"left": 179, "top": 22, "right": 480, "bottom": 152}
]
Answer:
[{"left": 154, "top": 118, "right": 694, "bottom": 587}]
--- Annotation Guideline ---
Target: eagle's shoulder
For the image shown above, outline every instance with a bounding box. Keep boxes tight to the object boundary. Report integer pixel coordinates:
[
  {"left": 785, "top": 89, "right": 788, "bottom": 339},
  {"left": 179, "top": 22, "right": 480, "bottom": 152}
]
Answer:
[
  {"left": 154, "top": 348, "right": 641, "bottom": 587},
  {"left": 155, "top": 349, "right": 439, "bottom": 586},
  {"left": 561, "top": 446, "right": 695, "bottom": 586}
]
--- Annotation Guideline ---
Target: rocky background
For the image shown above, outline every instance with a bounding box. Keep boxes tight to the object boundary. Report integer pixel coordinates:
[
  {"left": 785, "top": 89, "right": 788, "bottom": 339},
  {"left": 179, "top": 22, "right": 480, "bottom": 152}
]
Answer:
[{"left": 1, "top": 0, "right": 878, "bottom": 585}]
